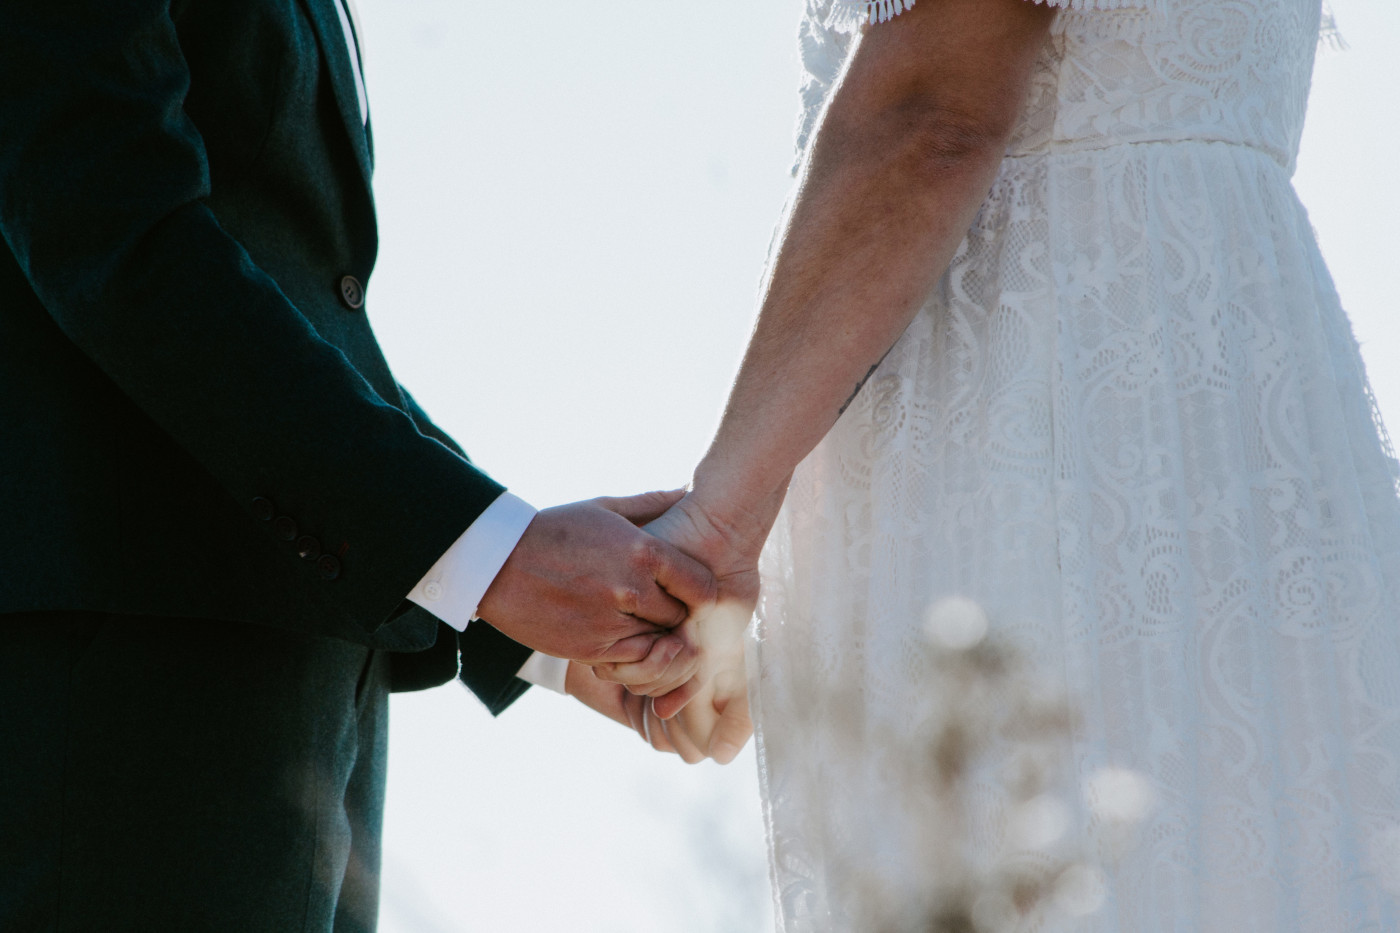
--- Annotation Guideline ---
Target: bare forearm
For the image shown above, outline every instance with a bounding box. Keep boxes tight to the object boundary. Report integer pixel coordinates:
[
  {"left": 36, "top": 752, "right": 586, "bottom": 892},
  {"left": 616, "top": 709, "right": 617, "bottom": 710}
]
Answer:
[
  {"left": 691, "top": 0, "right": 1054, "bottom": 536},
  {"left": 641, "top": 2, "right": 1056, "bottom": 726},
  {"left": 693, "top": 110, "right": 1007, "bottom": 523}
]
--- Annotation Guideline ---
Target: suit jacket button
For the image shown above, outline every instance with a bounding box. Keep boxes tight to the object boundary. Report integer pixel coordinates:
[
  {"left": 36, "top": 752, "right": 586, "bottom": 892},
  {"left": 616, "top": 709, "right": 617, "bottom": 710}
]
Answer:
[
  {"left": 339, "top": 275, "right": 364, "bottom": 310},
  {"left": 251, "top": 497, "right": 275, "bottom": 522},
  {"left": 273, "top": 515, "right": 298, "bottom": 541},
  {"left": 316, "top": 555, "right": 341, "bottom": 580},
  {"left": 296, "top": 535, "right": 322, "bottom": 560}
]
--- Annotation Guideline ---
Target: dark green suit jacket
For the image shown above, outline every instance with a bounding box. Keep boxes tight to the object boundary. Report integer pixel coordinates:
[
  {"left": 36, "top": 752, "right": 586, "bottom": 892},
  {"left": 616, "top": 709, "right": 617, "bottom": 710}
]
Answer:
[{"left": 0, "top": 0, "right": 532, "bottom": 711}]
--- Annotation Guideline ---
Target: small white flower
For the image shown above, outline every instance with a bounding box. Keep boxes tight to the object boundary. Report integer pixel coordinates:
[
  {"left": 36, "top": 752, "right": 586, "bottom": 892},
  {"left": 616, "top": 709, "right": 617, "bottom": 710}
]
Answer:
[
  {"left": 1054, "top": 863, "right": 1108, "bottom": 916},
  {"left": 923, "top": 596, "right": 989, "bottom": 650},
  {"left": 1009, "top": 794, "right": 1072, "bottom": 851},
  {"left": 1086, "top": 767, "right": 1156, "bottom": 825}
]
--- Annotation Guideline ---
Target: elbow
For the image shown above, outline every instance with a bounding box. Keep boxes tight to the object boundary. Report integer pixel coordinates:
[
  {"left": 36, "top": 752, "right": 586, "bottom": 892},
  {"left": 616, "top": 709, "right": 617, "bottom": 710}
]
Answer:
[
  {"left": 884, "top": 92, "right": 1018, "bottom": 170},
  {"left": 819, "top": 80, "right": 1023, "bottom": 179},
  {"left": 904, "top": 106, "right": 1013, "bottom": 176}
]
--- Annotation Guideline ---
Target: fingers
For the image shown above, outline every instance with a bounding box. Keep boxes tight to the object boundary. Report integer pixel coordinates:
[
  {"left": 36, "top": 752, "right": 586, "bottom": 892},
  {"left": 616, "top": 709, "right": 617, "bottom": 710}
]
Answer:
[
  {"left": 623, "top": 693, "right": 678, "bottom": 755},
  {"left": 592, "top": 632, "right": 699, "bottom": 692},
  {"left": 474, "top": 499, "right": 710, "bottom": 664},
  {"left": 706, "top": 670, "right": 754, "bottom": 765},
  {"left": 647, "top": 538, "right": 718, "bottom": 615},
  {"left": 646, "top": 598, "right": 751, "bottom": 718},
  {"left": 595, "top": 489, "right": 688, "bottom": 526},
  {"left": 634, "top": 655, "right": 701, "bottom": 699},
  {"left": 626, "top": 576, "right": 691, "bottom": 629},
  {"left": 595, "top": 630, "right": 673, "bottom": 667},
  {"left": 650, "top": 674, "right": 706, "bottom": 720},
  {"left": 621, "top": 690, "right": 648, "bottom": 738},
  {"left": 623, "top": 671, "right": 749, "bottom": 765},
  {"left": 658, "top": 704, "right": 707, "bottom": 765}
]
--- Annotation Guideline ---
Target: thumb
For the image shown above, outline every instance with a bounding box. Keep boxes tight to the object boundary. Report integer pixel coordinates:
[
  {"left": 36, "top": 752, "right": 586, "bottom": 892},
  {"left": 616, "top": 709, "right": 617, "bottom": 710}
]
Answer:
[{"left": 594, "top": 489, "right": 688, "bottom": 526}]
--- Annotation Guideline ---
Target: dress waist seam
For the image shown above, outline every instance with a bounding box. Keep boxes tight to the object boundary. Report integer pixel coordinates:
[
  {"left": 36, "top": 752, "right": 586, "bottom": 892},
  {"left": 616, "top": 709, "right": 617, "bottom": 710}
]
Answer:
[{"left": 1004, "top": 136, "right": 1291, "bottom": 170}]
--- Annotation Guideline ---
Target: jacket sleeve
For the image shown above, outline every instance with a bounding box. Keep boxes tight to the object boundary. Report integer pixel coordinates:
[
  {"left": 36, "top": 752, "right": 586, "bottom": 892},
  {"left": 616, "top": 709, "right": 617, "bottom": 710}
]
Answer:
[
  {"left": 457, "top": 621, "right": 535, "bottom": 714},
  {"left": 394, "top": 383, "right": 538, "bottom": 707},
  {"left": 0, "top": 1, "right": 500, "bottom": 645},
  {"left": 398, "top": 384, "right": 469, "bottom": 460},
  {"left": 387, "top": 618, "right": 532, "bottom": 717}
]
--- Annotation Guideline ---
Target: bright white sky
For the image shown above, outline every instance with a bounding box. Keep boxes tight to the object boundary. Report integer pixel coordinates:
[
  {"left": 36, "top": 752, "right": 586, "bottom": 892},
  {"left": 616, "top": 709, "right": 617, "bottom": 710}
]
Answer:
[{"left": 355, "top": 2, "right": 1400, "bottom": 931}]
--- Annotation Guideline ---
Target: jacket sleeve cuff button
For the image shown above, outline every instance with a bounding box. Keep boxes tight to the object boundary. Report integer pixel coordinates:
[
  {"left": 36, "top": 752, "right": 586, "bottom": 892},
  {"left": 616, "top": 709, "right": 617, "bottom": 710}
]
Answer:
[
  {"left": 273, "top": 515, "right": 299, "bottom": 541},
  {"left": 251, "top": 497, "right": 275, "bottom": 522}
]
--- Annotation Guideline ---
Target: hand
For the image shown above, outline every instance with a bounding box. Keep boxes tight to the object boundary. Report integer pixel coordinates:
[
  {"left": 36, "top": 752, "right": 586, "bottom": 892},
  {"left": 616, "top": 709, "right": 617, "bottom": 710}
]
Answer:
[
  {"left": 664, "top": 664, "right": 753, "bottom": 765},
  {"left": 589, "top": 489, "right": 773, "bottom": 767},
  {"left": 565, "top": 661, "right": 682, "bottom": 757},
  {"left": 476, "top": 492, "right": 717, "bottom": 690},
  {"left": 565, "top": 662, "right": 751, "bottom": 765}
]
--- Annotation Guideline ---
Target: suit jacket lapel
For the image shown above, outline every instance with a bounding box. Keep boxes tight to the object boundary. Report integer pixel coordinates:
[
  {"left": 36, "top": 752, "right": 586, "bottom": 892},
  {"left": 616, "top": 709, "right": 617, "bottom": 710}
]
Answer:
[{"left": 297, "top": 0, "right": 374, "bottom": 185}]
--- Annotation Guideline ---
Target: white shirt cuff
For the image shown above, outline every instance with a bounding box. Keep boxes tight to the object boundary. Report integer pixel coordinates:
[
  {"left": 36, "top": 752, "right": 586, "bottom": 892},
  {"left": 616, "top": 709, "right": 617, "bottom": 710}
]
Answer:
[
  {"left": 407, "top": 491, "right": 567, "bottom": 696},
  {"left": 407, "top": 491, "right": 536, "bottom": 632},
  {"left": 514, "top": 652, "right": 569, "bottom": 694}
]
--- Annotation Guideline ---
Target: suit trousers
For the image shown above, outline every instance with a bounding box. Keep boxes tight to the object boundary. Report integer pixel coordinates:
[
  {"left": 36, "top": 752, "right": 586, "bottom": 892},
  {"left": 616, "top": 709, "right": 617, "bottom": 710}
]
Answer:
[{"left": 0, "top": 611, "right": 389, "bottom": 932}]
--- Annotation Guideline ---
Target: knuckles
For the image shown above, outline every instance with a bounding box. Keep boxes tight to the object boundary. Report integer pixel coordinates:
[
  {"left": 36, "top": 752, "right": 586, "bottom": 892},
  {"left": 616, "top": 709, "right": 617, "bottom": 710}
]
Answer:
[
  {"left": 611, "top": 584, "right": 642, "bottom": 616},
  {"left": 627, "top": 535, "right": 661, "bottom": 573}
]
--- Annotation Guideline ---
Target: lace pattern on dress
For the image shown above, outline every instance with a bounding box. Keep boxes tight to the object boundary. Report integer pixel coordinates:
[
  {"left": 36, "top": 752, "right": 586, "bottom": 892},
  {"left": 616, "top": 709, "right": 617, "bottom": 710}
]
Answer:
[
  {"left": 762, "top": 2, "right": 1400, "bottom": 931},
  {"left": 823, "top": 0, "right": 1340, "bottom": 47},
  {"left": 825, "top": 0, "right": 1158, "bottom": 34}
]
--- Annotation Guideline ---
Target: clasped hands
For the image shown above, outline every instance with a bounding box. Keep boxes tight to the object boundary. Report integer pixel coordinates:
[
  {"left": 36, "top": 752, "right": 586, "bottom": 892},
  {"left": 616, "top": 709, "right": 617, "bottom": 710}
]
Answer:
[{"left": 476, "top": 489, "right": 760, "bottom": 764}]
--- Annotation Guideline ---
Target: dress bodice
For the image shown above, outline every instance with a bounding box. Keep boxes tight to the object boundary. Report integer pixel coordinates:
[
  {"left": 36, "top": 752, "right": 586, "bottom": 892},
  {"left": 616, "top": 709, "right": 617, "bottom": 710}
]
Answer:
[
  {"left": 797, "top": 0, "right": 1331, "bottom": 173},
  {"left": 1011, "top": 0, "right": 1324, "bottom": 170}
]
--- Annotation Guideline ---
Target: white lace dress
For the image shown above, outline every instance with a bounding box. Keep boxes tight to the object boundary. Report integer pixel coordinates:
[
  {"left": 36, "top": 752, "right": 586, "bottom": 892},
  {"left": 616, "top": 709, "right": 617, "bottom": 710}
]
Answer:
[{"left": 751, "top": 1, "right": 1400, "bottom": 930}]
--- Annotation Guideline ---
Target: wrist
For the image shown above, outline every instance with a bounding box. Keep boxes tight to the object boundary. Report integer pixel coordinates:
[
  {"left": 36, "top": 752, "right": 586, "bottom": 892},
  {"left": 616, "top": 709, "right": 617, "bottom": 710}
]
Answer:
[{"left": 681, "top": 468, "right": 787, "bottom": 566}]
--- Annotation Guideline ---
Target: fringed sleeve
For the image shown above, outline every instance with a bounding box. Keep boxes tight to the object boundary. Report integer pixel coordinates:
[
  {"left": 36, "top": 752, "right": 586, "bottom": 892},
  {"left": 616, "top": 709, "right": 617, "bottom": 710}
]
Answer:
[
  {"left": 823, "top": 0, "right": 917, "bottom": 32},
  {"left": 1319, "top": 1, "right": 1347, "bottom": 51}
]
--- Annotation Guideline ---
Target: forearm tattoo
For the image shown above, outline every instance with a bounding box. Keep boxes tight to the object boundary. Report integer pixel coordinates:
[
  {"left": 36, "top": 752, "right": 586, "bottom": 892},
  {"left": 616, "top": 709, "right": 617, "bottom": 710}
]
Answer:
[
  {"left": 837, "top": 349, "right": 893, "bottom": 416},
  {"left": 838, "top": 364, "right": 880, "bottom": 416}
]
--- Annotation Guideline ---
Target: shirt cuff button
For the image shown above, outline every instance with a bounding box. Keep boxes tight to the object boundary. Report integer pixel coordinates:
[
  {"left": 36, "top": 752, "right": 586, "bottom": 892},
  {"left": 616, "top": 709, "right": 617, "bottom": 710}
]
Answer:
[{"left": 423, "top": 581, "right": 444, "bottom": 601}]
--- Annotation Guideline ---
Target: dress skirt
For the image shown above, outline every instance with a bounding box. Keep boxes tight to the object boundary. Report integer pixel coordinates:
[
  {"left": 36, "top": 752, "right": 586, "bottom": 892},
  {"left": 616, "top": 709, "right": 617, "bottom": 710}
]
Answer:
[{"left": 752, "top": 138, "right": 1400, "bottom": 932}]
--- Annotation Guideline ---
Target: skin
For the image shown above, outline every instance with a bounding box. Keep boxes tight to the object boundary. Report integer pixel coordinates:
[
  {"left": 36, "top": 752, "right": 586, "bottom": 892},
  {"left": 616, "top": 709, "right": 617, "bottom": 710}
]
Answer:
[
  {"left": 476, "top": 490, "right": 716, "bottom": 693},
  {"left": 565, "top": 661, "right": 686, "bottom": 759},
  {"left": 566, "top": 657, "right": 751, "bottom": 765},
  {"left": 610, "top": 0, "right": 1059, "bottom": 758}
]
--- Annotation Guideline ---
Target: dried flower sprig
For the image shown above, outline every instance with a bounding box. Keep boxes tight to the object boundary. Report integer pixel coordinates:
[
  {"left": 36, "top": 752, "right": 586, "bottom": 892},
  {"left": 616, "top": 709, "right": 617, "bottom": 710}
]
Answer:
[{"left": 782, "top": 596, "right": 1153, "bottom": 931}]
